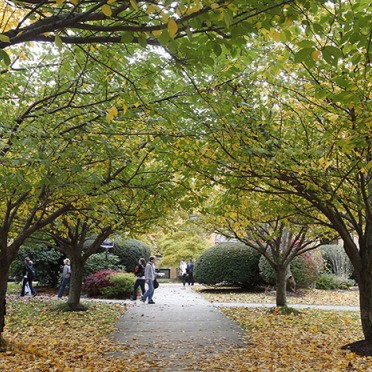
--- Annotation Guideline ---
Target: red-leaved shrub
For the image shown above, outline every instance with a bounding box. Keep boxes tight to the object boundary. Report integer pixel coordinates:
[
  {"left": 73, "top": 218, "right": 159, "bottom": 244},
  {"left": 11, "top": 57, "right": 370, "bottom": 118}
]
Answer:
[{"left": 82, "top": 269, "right": 121, "bottom": 296}]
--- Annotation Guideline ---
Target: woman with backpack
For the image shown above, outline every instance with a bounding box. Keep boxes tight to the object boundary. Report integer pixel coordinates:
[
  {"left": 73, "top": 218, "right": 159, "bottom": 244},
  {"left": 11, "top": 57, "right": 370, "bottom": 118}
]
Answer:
[{"left": 131, "top": 258, "right": 146, "bottom": 301}]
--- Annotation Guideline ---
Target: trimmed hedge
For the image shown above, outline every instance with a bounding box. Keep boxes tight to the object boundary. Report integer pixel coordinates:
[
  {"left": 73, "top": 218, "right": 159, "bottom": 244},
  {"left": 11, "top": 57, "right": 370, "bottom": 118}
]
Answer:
[{"left": 194, "top": 242, "right": 260, "bottom": 288}]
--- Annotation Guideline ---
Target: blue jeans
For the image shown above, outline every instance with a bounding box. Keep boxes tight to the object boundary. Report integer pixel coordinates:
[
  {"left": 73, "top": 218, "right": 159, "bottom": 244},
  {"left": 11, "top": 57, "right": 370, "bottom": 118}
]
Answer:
[
  {"left": 58, "top": 277, "right": 70, "bottom": 298},
  {"left": 142, "top": 280, "right": 154, "bottom": 302}
]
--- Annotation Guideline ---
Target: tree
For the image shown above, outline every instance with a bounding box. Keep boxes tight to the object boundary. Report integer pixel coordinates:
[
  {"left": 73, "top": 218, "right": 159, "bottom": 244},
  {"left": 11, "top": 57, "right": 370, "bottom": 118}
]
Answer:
[
  {"left": 172, "top": 0, "right": 372, "bottom": 341},
  {"left": 201, "top": 192, "right": 325, "bottom": 306},
  {"left": 0, "top": 1, "right": 294, "bottom": 58},
  {"left": 157, "top": 227, "right": 211, "bottom": 268}
]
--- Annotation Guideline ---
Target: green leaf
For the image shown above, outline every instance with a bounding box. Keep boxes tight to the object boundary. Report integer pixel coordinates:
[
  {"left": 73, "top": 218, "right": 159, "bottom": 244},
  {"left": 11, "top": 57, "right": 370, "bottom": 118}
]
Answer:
[
  {"left": 55, "top": 34, "right": 63, "bottom": 50},
  {"left": 293, "top": 48, "right": 314, "bottom": 64},
  {"left": 322, "top": 46, "right": 342, "bottom": 66},
  {"left": 121, "top": 33, "right": 133, "bottom": 43},
  {"left": 0, "top": 50, "right": 11, "bottom": 66}
]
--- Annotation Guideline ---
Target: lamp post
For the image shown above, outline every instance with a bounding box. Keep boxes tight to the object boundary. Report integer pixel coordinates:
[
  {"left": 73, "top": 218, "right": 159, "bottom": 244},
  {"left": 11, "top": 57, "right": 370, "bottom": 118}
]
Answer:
[{"left": 101, "top": 238, "right": 114, "bottom": 260}]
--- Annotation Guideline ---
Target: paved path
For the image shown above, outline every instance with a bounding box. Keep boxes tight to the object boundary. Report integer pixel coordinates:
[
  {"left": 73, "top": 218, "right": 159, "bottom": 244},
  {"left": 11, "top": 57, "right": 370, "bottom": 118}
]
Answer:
[
  {"left": 110, "top": 284, "right": 249, "bottom": 370},
  {"left": 108, "top": 284, "right": 359, "bottom": 370}
]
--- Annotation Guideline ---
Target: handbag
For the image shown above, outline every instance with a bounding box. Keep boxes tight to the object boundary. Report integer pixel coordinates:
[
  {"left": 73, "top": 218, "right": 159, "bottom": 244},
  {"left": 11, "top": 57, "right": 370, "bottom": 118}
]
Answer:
[{"left": 154, "top": 279, "right": 159, "bottom": 289}]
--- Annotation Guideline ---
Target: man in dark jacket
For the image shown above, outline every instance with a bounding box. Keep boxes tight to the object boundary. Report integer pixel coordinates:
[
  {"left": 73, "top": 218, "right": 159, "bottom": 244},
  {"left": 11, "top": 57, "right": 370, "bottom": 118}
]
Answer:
[
  {"left": 20, "top": 257, "right": 36, "bottom": 297},
  {"left": 187, "top": 258, "right": 195, "bottom": 286}
]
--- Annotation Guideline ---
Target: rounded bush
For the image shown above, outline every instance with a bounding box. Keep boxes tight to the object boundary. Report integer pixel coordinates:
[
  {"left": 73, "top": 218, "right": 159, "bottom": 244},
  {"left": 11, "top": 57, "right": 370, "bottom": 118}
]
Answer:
[
  {"left": 258, "top": 255, "right": 276, "bottom": 285},
  {"left": 291, "top": 251, "right": 324, "bottom": 288},
  {"left": 194, "top": 242, "right": 260, "bottom": 288},
  {"left": 259, "top": 250, "right": 324, "bottom": 288},
  {"left": 84, "top": 252, "right": 123, "bottom": 280},
  {"left": 100, "top": 273, "right": 135, "bottom": 299},
  {"left": 113, "top": 239, "right": 151, "bottom": 274}
]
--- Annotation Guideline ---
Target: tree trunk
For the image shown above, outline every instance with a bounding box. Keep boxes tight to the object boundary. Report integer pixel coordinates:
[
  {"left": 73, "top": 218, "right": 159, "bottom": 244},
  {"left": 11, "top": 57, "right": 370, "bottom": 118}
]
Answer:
[
  {"left": 0, "top": 250, "right": 10, "bottom": 350},
  {"left": 67, "top": 254, "right": 87, "bottom": 311},
  {"left": 358, "top": 269, "right": 372, "bottom": 341},
  {"left": 275, "top": 266, "right": 288, "bottom": 307}
]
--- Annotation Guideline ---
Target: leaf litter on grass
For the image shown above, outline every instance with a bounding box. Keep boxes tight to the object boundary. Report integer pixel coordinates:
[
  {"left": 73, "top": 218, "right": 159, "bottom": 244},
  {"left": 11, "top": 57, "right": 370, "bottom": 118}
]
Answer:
[{"left": 2, "top": 288, "right": 371, "bottom": 371}]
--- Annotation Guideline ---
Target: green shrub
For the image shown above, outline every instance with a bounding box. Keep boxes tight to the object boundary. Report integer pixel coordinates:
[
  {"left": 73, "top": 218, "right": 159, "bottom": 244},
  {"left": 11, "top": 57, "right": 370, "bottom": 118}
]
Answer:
[
  {"left": 291, "top": 251, "right": 324, "bottom": 288},
  {"left": 258, "top": 255, "right": 276, "bottom": 285},
  {"left": 316, "top": 273, "right": 355, "bottom": 290},
  {"left": 113, "top": 239, "right": 151, "bottom": 273},
  {"left": 10, "top": 245, "right": 64, "bottom": 286},
  {"left": 84, "top": 252, "right": 123, "bottom": 280},
  {"left": 259, "top": 250, "right": 324, "bottom": 288},
  {"left": 194, "top": 242, "right": 260, "bottom": 288},
  {"left": 100, "top": 273, "right": 135, "bottom": 298}
]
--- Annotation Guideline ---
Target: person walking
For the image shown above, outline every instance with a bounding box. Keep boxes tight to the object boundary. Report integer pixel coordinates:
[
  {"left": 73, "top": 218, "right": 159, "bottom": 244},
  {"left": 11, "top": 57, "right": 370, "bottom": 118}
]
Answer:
[
  {"left": 187, "top": 258, "right": 195, "bottom": 286},
  {"left": 20, "top": 257, "right": 36, "bottom": 297},
  {"left": 58, "top": 258, "right": 71, "bottom": 299},
  {"left": 142, "top": 256, "right": 163, "bottom": 304},
  {"left": 131, "top": 258, "right": 146, "bottom": 300},
  {"left": 180, "top": 259, "right": 187, "bottom": 288}
]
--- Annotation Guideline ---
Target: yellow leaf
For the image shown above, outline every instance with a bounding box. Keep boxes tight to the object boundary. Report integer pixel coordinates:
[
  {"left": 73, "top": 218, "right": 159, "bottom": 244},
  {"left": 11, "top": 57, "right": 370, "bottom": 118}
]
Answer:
[
  {"left": 168, "top": 19, "right": 178, "bottom": 39},
  {"left": 108, "top": 0, "right": 116, "bottom": 3},
  {"left": 130, "top": 0, "right": 139, "bottom": 11},
  {"left": 152, "top": 29, "right": 162, "bottom": 37},
  {"left": 0, "top": 34, "right": 10, "bottom": 43},
  {"left": 70, "top": 0, "right": 78, "bottom": 4},
  {"left": 56, "top": 0, "right": 65, "bottom": 5},
  {"left": 102, "top": 4, "right": 112, "bottom": 17},
  {"left": 107, "top": 106, "right": 118, "bottom": 121},
  {"left": 312, "top": 49, "right": 321, "bottom": 61},
  {"left": 146, "top": 4, "right": 160, "bottom": 14}
]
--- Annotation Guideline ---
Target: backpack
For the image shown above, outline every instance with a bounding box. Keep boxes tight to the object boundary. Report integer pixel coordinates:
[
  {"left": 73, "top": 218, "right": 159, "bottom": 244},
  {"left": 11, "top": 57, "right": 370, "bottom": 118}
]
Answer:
[
  {"left": 27, "top": 264, "right": 36, "bottom": 280},
  {"left": 134, "top": 264, "right": 144, "bottom": 277}
]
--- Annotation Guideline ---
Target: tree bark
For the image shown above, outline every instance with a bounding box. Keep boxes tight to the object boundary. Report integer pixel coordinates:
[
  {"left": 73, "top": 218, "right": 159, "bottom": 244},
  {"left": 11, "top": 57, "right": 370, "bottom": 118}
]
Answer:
[
  {"left": 0, "top": 247, "right": 10, "bottom": 349},
  {"left": 67, "top": 254, "right": 87, "bottom": 311},
  {"left": 358, "top": 268, "right": 372, "bottom": 341},
  {"left": 275, "top": 266, "right": 289, "bottom": 307}
]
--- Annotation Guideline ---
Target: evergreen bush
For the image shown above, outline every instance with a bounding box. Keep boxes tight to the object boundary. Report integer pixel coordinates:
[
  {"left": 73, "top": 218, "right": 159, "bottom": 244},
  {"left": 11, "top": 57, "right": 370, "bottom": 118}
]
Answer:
[
  {"left": 112, "top": 239, "right": 151, "bottom": 273},
  {"left": 194, "top": 242, "right": 260, "bottom": 288},
  {"left": 10, "top": 245, "right": 64, "bottom": 287},
  {"left": 84, "top": 253, "right": 123, "bottom": 279}
]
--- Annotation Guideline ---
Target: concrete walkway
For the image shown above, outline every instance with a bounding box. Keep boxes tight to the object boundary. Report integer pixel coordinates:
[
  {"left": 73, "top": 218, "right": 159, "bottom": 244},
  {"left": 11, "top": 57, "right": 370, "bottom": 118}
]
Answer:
[
  {"left": 110, "top": 283, "right": 249, "bottom": 370},
  {"left": 108, "top": 283, "right": 359, "bottom": 370}
]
